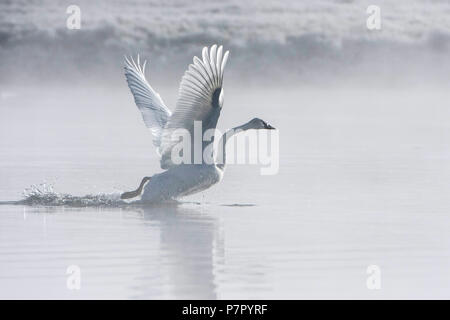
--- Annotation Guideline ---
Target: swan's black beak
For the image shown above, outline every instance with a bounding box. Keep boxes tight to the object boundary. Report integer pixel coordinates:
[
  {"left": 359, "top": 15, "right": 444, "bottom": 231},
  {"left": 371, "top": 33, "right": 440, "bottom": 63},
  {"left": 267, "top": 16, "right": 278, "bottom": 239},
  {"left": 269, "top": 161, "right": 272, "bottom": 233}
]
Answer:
[{"left": 265, "top": 123, "right": 276, "bottom": 130}]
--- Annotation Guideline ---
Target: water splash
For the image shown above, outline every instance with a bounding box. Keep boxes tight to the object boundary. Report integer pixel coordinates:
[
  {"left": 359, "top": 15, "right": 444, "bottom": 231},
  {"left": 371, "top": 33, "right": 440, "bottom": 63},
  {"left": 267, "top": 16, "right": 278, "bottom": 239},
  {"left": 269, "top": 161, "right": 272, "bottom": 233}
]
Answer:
[
  {"left": 20, "top": 183, "right": 125, "bottom": 207},
  {"left": 11, "top": 183, "right": 254, "bottom": 208}
]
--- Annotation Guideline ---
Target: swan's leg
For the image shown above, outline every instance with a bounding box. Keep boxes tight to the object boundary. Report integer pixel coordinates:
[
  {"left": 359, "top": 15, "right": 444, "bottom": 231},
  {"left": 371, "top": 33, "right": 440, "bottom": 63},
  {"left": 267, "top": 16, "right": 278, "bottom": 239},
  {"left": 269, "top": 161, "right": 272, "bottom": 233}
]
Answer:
[
  {"left": 120, "top": 176, "right": 151, "bottom": 200},
  {"left": 120, "top": 190, "right": 139, "bottom": 200}
]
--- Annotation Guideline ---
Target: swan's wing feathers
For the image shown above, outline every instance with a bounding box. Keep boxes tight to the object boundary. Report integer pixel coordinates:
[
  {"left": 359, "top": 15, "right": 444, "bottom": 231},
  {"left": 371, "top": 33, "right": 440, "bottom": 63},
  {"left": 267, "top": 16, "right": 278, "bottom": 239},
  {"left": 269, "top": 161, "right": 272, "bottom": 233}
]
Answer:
[
  {"left": 159, "top": 45, "right": 229, "bottom": 169},
  {"left": 124, "top": 55, "right": 172, "bottom": 149}
]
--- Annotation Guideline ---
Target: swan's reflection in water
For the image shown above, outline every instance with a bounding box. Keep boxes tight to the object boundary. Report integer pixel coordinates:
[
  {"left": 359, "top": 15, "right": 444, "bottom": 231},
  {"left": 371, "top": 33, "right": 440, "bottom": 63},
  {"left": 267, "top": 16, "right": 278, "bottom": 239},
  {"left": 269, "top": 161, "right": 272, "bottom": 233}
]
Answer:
[{"left": 132, "top": 204, "right": 224, "bottom": 299}]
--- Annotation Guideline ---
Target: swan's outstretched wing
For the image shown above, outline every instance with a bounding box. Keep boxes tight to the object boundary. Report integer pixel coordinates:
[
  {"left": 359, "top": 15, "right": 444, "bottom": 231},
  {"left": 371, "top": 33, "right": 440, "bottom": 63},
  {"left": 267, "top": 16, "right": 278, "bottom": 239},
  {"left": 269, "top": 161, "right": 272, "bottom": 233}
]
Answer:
[
  {"left": 159, "top": 45, "right": 229, "bottom": 169},
  {"left": 124, "top": 55, "right": 172, "bottom": 149}
]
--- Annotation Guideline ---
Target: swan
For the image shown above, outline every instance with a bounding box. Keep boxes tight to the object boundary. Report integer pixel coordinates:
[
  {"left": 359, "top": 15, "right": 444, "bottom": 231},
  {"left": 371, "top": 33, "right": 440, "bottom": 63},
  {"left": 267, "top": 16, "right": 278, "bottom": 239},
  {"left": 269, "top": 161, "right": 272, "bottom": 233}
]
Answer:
[{"left": 121, "top": 45, "right": 275, "bottom": 202}]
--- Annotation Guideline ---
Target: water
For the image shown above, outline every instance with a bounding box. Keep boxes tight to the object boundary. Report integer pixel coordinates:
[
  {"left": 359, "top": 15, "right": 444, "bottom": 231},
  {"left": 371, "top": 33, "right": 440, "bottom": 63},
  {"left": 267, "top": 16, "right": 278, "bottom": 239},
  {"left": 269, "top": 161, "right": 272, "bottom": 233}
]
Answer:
[
  {"left": 1, "top": 0, "right": 450, "bottom": 300},
  {"left": 1, "top": 85, "right": 450, "bottom": 299}
]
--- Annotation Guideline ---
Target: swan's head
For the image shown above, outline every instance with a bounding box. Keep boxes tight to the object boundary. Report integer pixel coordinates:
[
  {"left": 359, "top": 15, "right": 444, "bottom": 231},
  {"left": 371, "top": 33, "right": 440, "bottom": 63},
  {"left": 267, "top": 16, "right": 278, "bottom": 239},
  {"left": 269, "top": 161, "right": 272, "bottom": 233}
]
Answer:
[{"left": 247, "top": 118, "right": 276, "bottom": 130}]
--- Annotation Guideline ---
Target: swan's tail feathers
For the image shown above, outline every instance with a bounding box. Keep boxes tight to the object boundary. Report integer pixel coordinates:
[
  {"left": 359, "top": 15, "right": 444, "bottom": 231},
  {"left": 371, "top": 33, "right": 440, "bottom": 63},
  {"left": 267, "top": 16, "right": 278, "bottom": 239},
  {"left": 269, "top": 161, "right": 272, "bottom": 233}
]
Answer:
[{"left": 120, "top": 176, "right": 151, "bottom": 200}]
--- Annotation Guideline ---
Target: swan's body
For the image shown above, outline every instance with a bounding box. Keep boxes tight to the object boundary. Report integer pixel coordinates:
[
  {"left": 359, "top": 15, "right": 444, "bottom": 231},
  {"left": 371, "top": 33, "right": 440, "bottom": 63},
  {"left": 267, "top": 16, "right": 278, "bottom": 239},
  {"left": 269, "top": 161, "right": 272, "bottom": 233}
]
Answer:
[
  {"left": 122, "top": 45, "right": 274, "bottom": 202},
  {"left": 141, "top": 164, "right": 223, "bottom": 202}
]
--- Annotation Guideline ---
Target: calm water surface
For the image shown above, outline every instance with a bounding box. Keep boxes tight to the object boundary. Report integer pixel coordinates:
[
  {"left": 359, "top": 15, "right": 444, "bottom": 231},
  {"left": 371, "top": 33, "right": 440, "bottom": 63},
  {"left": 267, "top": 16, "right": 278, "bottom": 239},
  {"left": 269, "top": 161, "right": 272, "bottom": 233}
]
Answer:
[{"left": 1, "top": 86, "right": 449, "bottom": 299}]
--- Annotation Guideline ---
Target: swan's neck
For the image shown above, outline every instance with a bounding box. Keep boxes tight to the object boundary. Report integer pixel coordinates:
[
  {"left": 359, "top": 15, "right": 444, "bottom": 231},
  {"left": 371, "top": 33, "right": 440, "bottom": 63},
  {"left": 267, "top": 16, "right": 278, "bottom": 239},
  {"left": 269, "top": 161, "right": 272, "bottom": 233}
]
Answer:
[{"left": 215, "top": 122, "right": 252, "bottom": 171}]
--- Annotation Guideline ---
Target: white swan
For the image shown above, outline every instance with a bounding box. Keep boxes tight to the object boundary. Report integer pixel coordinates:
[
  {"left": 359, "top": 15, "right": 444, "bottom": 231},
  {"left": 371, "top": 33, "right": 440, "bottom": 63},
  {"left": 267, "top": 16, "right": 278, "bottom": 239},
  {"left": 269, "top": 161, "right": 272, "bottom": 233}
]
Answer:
[{"left": 121, "top": 45, "right": 275, "bottom": 202}]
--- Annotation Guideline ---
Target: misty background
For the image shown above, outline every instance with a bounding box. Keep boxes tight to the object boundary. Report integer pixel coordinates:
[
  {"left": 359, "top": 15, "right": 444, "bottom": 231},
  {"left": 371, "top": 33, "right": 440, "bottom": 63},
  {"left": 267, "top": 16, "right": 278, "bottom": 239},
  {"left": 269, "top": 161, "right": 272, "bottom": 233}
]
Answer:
[
  {"left": 1, "top": 0, "right": 450, "bottom": 86},
  {"left": 1, "top": 0, "right": 450, "bottom": 299}
]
